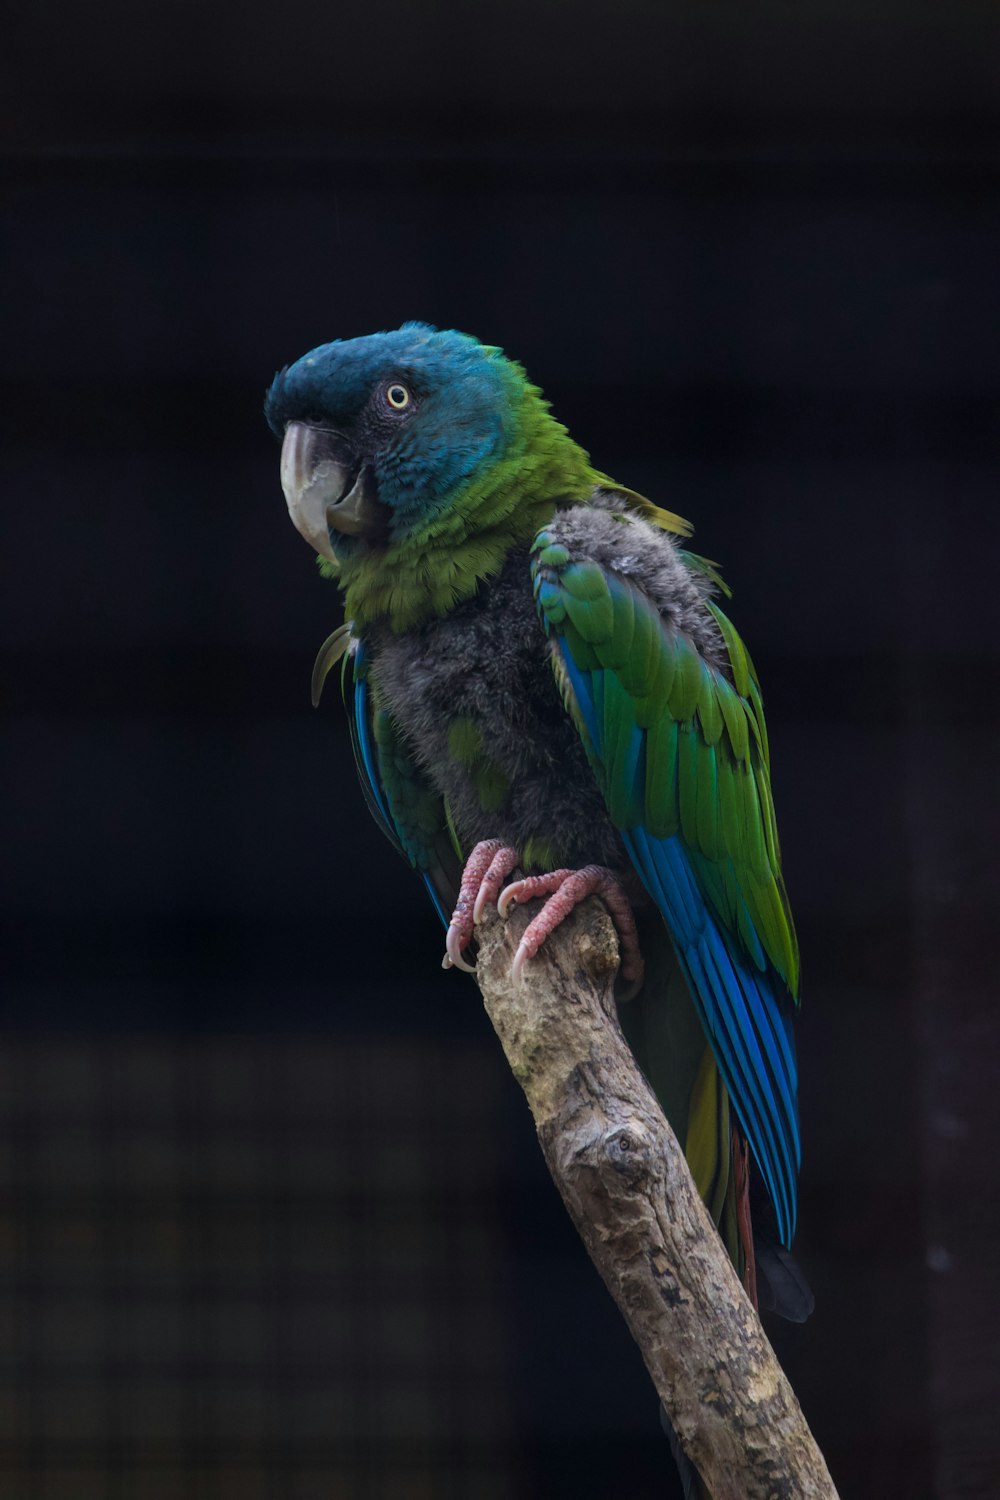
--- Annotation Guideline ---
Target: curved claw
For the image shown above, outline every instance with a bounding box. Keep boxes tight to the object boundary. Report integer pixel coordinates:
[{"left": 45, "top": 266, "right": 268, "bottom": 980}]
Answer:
[
  {"left": 497, "top": 882, "right": 519, "bottom": 920},
  {"left": 511, "top": 939, "right": 530, "bottom": 985},
  {"left": 444, "top": 923, "right": 476, "bottom": 974},
  {"left": 616, "top": 971, "right": 644, "bottom": 1004}
]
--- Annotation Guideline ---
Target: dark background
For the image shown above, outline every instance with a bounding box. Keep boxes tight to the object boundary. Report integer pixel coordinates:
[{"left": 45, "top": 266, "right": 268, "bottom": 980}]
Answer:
[{"left": 3, "top": 4, "right": 999, "bottom": 1497}]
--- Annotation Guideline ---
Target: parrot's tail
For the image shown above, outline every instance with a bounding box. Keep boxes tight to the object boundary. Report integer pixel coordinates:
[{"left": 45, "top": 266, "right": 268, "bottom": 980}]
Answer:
[{"left": 754, "top": 1234, "right": 815, "bottom": 1322}]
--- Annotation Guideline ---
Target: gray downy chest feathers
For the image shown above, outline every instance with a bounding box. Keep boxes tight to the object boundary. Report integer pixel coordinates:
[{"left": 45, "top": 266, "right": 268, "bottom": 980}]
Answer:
[{"left": 365, "top": 545, "right": 623, "bottom": 869}]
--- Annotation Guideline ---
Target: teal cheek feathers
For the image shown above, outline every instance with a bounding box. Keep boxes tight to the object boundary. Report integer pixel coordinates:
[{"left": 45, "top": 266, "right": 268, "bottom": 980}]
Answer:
[
  {"left": 367, "top": 330, "right": 521, "bottom": 535},
  {"left": 375, "top": 384, "right": 514, "bottom": 536}
]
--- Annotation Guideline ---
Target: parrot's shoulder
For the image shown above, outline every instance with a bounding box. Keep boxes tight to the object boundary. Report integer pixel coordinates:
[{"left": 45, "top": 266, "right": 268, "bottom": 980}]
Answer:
[{"left": 538, "top": 494, "right": 727, "bottom": 669}]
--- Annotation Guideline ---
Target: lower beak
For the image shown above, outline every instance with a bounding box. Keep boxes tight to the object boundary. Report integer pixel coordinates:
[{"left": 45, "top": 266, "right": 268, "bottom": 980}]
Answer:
[{"left": 280, "top": 422, "right": 378, "bottom": 558}]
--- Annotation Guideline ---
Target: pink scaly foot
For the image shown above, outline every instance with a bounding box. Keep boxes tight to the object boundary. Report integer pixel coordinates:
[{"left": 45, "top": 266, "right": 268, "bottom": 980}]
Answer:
[
  {"left": 498, "top": 864, "right": 644, "bottom": 987},
  {"left": 443, "top": 840, "right": 520, "bottom": 973}
]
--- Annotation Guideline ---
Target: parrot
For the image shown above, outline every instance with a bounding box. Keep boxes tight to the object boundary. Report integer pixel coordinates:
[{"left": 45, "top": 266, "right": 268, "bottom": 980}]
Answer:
[{"left": 265, "top": 322, "right": 811, "bottom": 1485}]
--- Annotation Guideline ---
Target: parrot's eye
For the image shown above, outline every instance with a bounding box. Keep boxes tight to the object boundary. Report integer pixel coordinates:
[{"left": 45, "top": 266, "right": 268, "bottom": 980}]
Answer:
[{"left": 385, "top": 382, "right": 411, "bottom": 410}]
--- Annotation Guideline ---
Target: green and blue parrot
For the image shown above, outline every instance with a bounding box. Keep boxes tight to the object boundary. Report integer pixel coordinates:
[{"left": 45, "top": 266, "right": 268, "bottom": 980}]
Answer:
[{"left": 265, "top": 322, "right": 811, "bottom": 1349}]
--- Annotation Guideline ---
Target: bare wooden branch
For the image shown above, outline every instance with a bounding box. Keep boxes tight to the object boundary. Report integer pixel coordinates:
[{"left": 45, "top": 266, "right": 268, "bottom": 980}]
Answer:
[{"left": 474, "top": 893, "right": 839, "bottom": 1500}]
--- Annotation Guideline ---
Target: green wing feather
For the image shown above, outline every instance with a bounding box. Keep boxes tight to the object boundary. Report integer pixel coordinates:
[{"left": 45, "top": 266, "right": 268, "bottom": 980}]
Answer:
[{"left": 536, "top": 543, "right": 799, "bottom": 995}]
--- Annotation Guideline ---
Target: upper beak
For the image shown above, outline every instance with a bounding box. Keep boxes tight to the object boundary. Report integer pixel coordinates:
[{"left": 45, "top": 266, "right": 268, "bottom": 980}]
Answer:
[{"left": 280, "top": 421, "right": 378, "bottom": 558}]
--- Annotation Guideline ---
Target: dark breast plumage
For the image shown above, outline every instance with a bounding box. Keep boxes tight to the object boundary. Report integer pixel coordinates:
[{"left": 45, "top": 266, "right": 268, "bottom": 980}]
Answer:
[{"left": 365, "top": 544, "right": 624, "bottom": 871}]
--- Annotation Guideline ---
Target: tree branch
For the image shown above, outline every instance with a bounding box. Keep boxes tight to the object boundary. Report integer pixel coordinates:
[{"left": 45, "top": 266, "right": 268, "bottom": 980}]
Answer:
[{"left": 474, "top": 893, "right": 839, "bottom": 1500}]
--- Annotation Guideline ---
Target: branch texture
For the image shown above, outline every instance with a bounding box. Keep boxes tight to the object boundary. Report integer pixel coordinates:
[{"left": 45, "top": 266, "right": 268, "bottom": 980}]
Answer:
[{"left": 474, "top": 893, "right": 839, "bottom": 1500}]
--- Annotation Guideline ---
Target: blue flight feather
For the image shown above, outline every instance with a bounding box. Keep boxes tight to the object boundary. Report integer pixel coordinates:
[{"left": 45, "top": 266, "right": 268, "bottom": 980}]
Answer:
[
  {"left": 557, "top": 646, "right": 600, "bottom": 747},
  {"left": 421, "top": 873, "right": 451, "bottom": 930},
  {"left": 347, "top": 643, "right": 455, "bottom": 934},
  {"left": 353, "top": 642, "right": 393, "bottom": 831}
]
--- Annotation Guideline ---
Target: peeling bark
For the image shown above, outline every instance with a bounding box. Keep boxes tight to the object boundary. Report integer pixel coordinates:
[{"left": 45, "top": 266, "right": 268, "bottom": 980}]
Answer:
[{"left": 474, "top": 893, "right": 839, "bottom": 1500}]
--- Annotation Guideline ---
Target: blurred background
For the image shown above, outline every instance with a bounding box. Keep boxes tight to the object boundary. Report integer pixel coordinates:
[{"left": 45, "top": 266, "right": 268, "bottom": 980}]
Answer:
[{"left": 2, "top": 3, "right": 998, "bottom": 1496}]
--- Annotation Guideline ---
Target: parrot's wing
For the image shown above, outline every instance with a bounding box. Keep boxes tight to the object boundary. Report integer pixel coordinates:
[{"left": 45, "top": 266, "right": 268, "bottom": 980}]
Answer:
[
  {"left": 530, "top": 531, "right": 801, "bottom": 1245},
  {"left": 312, "top": 626, "right": 461, "bottom": 927}
]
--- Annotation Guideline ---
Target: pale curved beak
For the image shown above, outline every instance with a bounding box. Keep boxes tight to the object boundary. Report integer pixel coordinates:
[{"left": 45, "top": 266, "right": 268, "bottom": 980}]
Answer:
[{"left": 280, "top": 421, "right": 378, "bottom": 558}]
